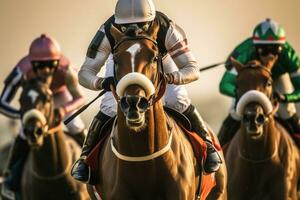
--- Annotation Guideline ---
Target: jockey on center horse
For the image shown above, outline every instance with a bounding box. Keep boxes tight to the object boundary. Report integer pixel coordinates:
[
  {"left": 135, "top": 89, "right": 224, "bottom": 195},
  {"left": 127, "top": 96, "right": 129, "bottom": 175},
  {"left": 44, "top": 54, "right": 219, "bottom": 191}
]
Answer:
[
  {"left": 219, "top": 18, "right": 300, "bottom": 147},
  {"left": 71, "top": 0, "right": 222, "bottom": 183},
  {"left": 0, "top": 34, "right": 86, "bottom": 196}
]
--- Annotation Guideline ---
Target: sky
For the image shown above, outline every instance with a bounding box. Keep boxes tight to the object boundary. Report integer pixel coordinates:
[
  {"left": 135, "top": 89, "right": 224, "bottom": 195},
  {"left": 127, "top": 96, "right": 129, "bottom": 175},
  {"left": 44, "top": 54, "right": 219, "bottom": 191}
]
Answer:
[{"left": 0, "top": 0, "right": 300, "bottom": 143}]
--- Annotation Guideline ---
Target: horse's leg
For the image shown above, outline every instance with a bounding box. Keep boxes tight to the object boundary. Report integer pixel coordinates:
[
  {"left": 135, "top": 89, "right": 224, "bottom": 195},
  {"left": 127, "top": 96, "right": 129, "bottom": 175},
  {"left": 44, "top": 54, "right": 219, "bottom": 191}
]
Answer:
[{"left": 206, "top": 151, "right": 227, "bottom": 200}]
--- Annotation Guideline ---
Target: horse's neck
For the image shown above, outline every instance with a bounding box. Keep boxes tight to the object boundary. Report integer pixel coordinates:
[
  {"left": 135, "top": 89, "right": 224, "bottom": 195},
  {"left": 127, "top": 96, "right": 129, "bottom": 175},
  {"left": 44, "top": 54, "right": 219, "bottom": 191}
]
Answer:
[
  {"left": 239, "top": 117, "right": 278, "bottom": 160},
  {"left": 116, "top": 101, "right": 169, "bottom": 155},
  {"left": 31, "top": 130, "right": 70, "bottom": 177}
]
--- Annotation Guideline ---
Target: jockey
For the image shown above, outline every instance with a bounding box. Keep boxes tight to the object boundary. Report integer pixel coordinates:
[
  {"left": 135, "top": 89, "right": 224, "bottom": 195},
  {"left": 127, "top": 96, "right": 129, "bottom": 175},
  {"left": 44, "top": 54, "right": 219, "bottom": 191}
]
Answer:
[
  {"left": 219, "top": 18, "right": 300, "bottom": 146},
  {"left": 0, "top": 34, "right": 86, "bottom": 192},
  {"left": 71, "top": 0, "right": 222, "bottom": 183}
]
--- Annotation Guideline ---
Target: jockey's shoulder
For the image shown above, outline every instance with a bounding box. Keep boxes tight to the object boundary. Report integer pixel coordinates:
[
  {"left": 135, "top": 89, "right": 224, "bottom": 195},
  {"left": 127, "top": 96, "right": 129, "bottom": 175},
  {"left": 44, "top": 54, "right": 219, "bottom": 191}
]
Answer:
[
  {"left": 233, "top": 38, "right": 254, "bottom": 53},
  {"left": 16, "top": 55, "right": 31, "bottom": 73},
  {"left": 58, "top": 54, "right": 70, "bottom": 69}
]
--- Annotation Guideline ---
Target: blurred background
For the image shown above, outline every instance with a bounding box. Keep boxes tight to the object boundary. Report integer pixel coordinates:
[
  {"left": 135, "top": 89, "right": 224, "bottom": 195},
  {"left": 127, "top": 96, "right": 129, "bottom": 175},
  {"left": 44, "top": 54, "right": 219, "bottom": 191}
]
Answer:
[{"left": 0, "top": 0, "right": 300, "bottom": 148}]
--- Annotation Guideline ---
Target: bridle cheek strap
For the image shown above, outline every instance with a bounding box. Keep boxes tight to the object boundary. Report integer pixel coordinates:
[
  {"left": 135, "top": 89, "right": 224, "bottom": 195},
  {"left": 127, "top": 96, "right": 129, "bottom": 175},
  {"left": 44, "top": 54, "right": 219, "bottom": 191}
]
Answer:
[{"left": 152, "top": 72, "right": 167, "bottom": 104}]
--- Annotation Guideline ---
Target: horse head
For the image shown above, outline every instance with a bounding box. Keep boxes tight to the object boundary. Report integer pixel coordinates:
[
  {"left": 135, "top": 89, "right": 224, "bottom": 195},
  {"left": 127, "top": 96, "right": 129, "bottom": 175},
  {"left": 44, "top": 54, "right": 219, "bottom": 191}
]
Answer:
[
  {"left": 110, "top": 21, "right": 165, "bottom": 131},
  {"left": 232, "top": 58, "right": 278, "bottom": 139},
  {"left": 19, "top": 78, "right": 56, "bottom": 148}
]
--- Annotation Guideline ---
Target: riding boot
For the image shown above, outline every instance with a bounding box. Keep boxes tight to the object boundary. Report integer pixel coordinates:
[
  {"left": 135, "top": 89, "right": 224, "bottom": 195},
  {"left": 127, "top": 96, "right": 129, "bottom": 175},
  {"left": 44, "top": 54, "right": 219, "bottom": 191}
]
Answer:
[
  {"left": 183, "top": 105, "right": 222, "bottom": 174},
  {"left": 286, "top": 113, "right": 300, "bottom": 134},
  {"left": 71, "top": 111, "right": 111, "bottom": 183},
  {"left": 218, "top": 114, "right": 241, "bottom": 146},
  {"left": 3, "top": 135, "right": 29, "bottom": 192},
  {"left": 68, "top": 130, "right": 87, "bottom": 147},
  {"left": 284, "top": 114, "right": 300, "bottom": 148}
]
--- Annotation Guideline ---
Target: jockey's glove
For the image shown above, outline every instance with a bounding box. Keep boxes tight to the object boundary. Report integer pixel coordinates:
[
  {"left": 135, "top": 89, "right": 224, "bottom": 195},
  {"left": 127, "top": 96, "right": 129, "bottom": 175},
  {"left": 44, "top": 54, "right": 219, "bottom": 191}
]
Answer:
[
  {"left": 101, "top": 77, "right": 115, "bottom": 91},
  {"left": 273, "top": 91, "right": 287, "bottom": 103},
  {"left": 54, "top": 107, "right": 66, "bottom": 123}
]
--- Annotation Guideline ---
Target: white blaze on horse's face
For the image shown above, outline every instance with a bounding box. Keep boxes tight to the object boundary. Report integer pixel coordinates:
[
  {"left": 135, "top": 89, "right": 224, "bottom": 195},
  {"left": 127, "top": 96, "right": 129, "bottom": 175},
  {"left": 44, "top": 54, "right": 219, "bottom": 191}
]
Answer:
[
  {"left": 28, "top": 89, "right": 39, "bottom": 104},
  {"left": 126, "top": 43, "right": 141, "bottom": 72}
]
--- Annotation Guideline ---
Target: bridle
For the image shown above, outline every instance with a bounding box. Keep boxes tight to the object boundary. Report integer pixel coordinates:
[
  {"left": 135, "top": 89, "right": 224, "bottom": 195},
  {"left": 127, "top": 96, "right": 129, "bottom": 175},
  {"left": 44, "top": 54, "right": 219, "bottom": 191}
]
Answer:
[
  {"left": 236, "top": 64, "right": 274, "bottom": 102},
  {"left": 21, "top": 84, "right": 62, "bottom": 138},
  {"left": 109, "top": 34, "right": 173, "bottom": 162}
]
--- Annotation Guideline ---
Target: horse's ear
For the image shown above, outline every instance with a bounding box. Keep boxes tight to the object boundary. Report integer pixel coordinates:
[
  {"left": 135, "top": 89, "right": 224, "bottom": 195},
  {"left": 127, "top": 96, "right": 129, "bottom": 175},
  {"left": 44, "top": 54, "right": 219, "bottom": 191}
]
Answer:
[
  {"left": 230, "top": 57, "right": 244, "bottom": 73},
  {"left": 111, "top": 24, "right": 124, "bottom": 43},
  {"left": 147, "top": 20, "right": 159, "bottom": 40}
]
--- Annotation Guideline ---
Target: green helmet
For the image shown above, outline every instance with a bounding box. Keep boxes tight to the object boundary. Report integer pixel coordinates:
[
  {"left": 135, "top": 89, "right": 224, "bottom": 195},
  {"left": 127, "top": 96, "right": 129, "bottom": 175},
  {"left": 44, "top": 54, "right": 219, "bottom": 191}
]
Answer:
[{"left": 252, "top": 18, "right": 286, "bottom": 44}]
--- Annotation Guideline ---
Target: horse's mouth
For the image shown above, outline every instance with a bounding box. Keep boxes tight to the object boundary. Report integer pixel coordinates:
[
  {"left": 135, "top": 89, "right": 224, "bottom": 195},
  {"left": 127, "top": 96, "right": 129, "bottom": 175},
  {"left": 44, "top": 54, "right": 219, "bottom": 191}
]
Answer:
[
  {"left": 126, "top": 117, "right": 144, "bottom": 127},
  {"left": 246, "top": 125, "right": 263, "bottom": 139},
  {"left": 126, "top": 116, "right": 146, "bottom": 131}
]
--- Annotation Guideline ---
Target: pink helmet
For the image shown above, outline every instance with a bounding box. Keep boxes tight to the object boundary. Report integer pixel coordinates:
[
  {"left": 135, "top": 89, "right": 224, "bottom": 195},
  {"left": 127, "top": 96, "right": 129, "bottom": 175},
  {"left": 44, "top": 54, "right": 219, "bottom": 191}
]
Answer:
[{"left": 29, "top": 34, "right": 61, "bottom": 61}]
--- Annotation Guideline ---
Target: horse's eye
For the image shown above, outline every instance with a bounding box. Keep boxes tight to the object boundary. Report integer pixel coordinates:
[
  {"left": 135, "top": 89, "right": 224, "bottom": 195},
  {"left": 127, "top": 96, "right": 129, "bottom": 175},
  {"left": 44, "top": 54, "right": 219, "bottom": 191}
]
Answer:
[{"left": 266, "top": 79, "right": 272, "bottom": 87}]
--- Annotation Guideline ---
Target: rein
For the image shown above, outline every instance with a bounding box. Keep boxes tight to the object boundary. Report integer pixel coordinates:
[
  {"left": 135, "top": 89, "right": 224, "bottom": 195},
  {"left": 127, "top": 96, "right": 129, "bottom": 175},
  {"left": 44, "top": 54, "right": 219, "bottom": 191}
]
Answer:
[{"left": 46, "top": 122, "right": 63, "bottom": 135}]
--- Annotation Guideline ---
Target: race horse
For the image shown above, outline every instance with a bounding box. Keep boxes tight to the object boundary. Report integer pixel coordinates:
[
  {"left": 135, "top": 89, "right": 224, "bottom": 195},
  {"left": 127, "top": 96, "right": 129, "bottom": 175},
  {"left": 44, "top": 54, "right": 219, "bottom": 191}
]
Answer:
[
  {"left": 17, "top": 78, "right": 88, "bottom": 200},
  {"left": 87, "top": 21, "right": 227, "bottom": 200},
  {"left": 225, "top": 59, "right": 300, "bottom": 199}
]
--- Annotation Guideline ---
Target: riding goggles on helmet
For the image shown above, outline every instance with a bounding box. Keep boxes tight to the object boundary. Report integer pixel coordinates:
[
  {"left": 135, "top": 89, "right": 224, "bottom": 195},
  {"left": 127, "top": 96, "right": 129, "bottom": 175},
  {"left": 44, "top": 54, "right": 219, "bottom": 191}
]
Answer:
[
  {"left": 255, "top": 44, "right": 283, "bottom": 56},
  {"left": 31, "top": 60, "right": 59, "bottom": 71},
  {"left": 120, "top": 22, "right": 151, "bottom": 33}
]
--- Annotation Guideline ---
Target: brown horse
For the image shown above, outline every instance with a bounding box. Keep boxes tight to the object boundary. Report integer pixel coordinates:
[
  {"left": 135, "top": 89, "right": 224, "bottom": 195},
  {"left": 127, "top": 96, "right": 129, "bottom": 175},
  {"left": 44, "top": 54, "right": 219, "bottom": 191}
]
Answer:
[
  {"left": 18, "top": 78, "right": 88, "bottom": 200},
  {"left": 88, "top": 21, "right": 227, "bottom": 200},
  {"left": 225, "top": 59, "right": 300, "bottom": 199}
]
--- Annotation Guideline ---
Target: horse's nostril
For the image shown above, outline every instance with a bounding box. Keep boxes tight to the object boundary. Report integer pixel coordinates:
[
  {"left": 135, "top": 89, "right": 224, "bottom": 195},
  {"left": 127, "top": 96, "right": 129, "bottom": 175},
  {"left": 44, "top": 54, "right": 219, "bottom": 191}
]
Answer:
[
  {"left": 256, "top": 114, "right": 266, "bottom": 125},
  {"left": 23, "top": 128, "right": 29, "bottom": 135},
  {"left": 23, "top": 127, "right": 34, "bottom": 135},
  {"left": 137, "top": 97, "right": 149, "bottom": 111},
  {"left": 243, "top": 115, "right": 251, "bottom": 124},
  {"left": 120, "top": 97, "right": 130, "bottom": 112},
  {"left": 36, "top": 127, "right": 43, "bottom": 136}
]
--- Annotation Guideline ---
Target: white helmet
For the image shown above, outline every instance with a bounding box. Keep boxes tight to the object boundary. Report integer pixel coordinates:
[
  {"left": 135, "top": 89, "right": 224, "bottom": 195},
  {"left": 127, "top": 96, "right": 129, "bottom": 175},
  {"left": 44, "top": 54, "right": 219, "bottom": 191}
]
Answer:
[{"left": 114, "top": 0, "right": 156, "bottom": 24}]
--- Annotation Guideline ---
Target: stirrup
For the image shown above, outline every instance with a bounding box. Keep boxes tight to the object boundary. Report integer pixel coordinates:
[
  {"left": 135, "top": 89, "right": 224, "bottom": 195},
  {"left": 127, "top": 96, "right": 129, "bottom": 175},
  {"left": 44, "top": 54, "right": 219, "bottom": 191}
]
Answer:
[
  {"left": 1, "top": 183, "right": 15, "bottom": 200},
  {"left": 202, "top": 143, "right": 222, "bottom": 174},
  {"left": 71, "top": 158, "right": 91, "bottom": 184}
]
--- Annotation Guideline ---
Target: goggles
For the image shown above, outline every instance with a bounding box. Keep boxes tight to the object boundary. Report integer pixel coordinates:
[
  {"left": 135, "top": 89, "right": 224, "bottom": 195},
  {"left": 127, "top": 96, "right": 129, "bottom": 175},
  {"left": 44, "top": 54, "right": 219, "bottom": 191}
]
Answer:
[
  {"left": 120, "top": 22, "right": 151, "bottom": 33},
  {"left": 255, "top": 44, "right": 283, "bottom": 56},
  {"left": 31, "top": 60, "right": 59, "bottom": 71}
]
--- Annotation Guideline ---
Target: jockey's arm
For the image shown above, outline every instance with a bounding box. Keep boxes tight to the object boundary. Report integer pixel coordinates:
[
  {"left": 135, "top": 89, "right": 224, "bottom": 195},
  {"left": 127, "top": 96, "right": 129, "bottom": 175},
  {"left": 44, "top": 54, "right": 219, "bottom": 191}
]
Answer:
[
  {"left": 219, "top": 41, "right": 252, "bottom": 98},
  {"left": 164, "top": 22, "right": 200, "bottom": 85},
  {"left": 63, "top": 66, "right": 86, "bottom": 115},
  {"left": 0, "top": 67, "right": 22, "bottom": 119},
  {"left": 283, "top": 42, "right": 300, "bottom": 102},
  {"left": 78, "top": 25, "right": 111, "bottom": 91},
  {"left": 219, "top": 68, "right": 237, "bottom": 98}
]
